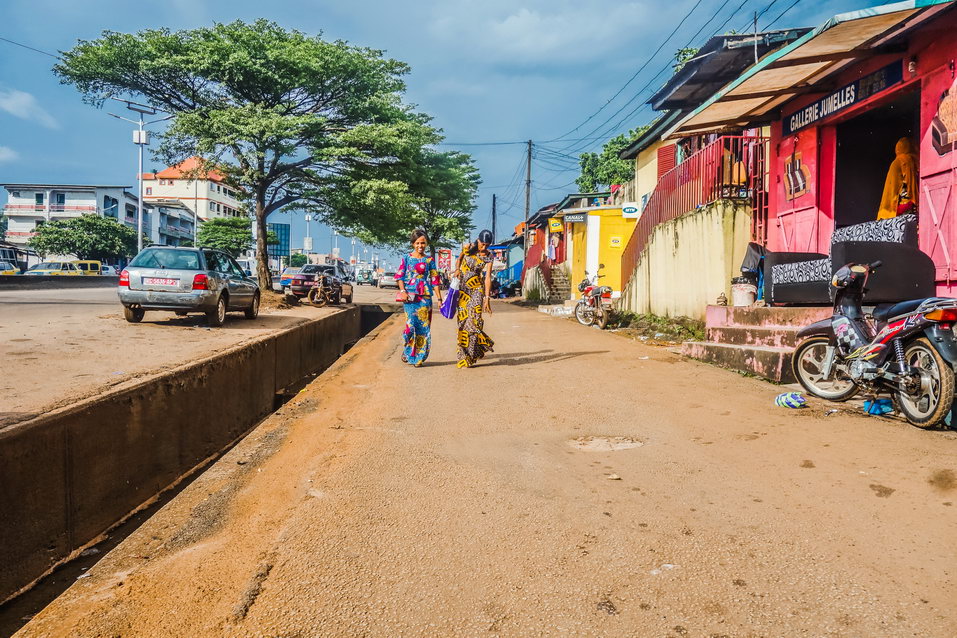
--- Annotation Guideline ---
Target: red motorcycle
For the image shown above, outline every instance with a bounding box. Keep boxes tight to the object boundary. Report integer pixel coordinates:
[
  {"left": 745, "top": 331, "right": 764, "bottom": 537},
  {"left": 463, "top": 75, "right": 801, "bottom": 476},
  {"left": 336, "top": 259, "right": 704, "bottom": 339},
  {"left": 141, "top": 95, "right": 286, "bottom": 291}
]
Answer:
[
  {"left": 575, "top": 264, "right": 612, "bottom": 329},
  {"left": 793, "top": 261, "right": 957, "bottom": 428}
]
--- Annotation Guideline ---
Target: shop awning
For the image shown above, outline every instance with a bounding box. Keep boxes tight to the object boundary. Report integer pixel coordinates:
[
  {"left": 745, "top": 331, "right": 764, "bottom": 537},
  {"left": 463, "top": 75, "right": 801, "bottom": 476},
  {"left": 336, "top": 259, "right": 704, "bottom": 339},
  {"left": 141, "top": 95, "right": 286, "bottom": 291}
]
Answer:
[{"left": 668, "top": 0, "right": 956, "bottom": 136}]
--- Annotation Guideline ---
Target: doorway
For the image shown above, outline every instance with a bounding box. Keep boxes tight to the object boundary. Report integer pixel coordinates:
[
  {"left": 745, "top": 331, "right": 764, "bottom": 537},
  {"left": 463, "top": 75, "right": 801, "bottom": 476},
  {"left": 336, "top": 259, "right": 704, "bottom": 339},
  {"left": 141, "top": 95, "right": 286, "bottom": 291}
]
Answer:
[{"left": 833, "top": 87, "right": 920, "bottom": 227}]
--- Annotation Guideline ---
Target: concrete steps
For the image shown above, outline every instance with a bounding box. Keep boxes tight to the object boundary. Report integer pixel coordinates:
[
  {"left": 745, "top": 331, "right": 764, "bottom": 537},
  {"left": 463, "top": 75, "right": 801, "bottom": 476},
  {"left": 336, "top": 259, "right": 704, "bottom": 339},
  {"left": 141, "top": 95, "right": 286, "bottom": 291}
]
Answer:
[{"left": 681, "top": 305, "right": 831, "bottom": 383}]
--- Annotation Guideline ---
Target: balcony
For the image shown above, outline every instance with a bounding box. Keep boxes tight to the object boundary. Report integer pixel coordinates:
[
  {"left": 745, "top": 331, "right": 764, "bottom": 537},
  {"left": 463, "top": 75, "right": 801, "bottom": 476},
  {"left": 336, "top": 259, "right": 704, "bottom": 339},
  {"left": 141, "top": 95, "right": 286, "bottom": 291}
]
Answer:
[
  {"left": 2, "top": 204, "right": 100, "bottom": 217},
  {"left": 620, "top": 135, "right": 770, "bottom": 290}
]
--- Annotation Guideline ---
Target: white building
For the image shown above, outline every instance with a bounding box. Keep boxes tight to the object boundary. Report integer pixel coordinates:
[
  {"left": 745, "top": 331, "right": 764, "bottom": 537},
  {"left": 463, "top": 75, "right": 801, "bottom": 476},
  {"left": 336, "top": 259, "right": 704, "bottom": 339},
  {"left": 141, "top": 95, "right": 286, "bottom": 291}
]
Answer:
[
  {"left": 149, "top": 199, "right": 196, "bottom": 247},
  {"left": 142, "top": 157, "right": 246, "bottom": 222},
  {"left": 0, "top": 183, "right": 147, "bottom": 247}
]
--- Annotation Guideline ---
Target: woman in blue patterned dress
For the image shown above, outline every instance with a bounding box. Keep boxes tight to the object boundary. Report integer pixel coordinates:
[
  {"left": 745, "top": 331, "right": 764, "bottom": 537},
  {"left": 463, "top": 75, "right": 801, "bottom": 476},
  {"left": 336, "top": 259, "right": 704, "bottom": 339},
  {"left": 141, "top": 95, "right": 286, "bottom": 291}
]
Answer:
[{"left": 396, "top": 229, "right": 443, "bottom": 367}]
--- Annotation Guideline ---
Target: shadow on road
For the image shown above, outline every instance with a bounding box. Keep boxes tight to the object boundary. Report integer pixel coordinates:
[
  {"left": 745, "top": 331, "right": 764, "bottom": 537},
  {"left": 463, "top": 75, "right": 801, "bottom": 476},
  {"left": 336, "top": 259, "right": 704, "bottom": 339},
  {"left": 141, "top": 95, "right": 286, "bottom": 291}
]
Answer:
[{"left": 425, "top": 349, "right": 608, "bottom": 368}]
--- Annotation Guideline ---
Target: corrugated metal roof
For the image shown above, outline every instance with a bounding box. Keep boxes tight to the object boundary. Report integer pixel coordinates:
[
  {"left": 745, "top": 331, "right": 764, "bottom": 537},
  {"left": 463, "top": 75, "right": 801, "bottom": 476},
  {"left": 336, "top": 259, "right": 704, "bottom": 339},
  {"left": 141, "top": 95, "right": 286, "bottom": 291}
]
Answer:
[{"left": 668, "top": 0, "right": 955, "bottom": 137}]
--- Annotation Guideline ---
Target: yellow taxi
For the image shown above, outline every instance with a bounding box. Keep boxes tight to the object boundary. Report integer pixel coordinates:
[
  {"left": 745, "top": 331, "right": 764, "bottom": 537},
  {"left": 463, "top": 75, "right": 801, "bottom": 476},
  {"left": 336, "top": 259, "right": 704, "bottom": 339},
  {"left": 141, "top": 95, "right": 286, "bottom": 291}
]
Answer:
[
  {"left": 24, "top": 261, "right": 83, "bottom": 276},
  {"left": 0, "top": 260, "right": 18, "bottom": 275},
  {"left": 71, "top": 260, "right": 103, "bottom": 275}
]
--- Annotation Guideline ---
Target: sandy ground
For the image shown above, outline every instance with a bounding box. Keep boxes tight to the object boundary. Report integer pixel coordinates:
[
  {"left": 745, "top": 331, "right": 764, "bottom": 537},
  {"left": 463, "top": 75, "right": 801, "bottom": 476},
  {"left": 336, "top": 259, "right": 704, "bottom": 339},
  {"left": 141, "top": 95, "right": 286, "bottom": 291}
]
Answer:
[
  {"left": 0, "top": 285, "right": 394, "bottom": 426},
  {"left": 13, "top": 302, "right": 957, "bottom": 637}
]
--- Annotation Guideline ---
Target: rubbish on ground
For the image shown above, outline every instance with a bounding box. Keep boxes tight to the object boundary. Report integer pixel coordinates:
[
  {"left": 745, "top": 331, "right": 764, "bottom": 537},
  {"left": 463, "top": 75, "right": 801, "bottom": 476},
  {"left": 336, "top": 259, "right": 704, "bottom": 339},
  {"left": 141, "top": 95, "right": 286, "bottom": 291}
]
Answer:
[
  {"left": 775, "top": 392, "right": 807, "bottom": 408},
  {"left": 863, "top": 398, "right": 894, "bottom": 415},
  {"left": 824, "top": 409, "right": 839, "bottom": 416},
  {"left": 650, "top": 563, "right": 678, "bottom": 575},
  {"left": 79, "top": 548, "right": 100, "bottom": 557},
  {"left": 638, "top": 356, "right": 650, "bottom": 360},
  {"left": 605, "top": 473, "right": 622, "bottom": 480}
]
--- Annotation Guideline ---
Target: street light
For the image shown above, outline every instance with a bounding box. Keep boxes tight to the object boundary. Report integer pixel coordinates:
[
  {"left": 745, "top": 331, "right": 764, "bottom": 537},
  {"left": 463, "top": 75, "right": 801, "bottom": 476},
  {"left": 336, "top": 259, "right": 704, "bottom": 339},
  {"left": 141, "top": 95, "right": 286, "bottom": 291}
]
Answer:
[
  {"left": 304, "top": 214, "right": 313, "bottom": 252},
  {"left": 106, "top": 97, "right": 172, "bottom": 252}
]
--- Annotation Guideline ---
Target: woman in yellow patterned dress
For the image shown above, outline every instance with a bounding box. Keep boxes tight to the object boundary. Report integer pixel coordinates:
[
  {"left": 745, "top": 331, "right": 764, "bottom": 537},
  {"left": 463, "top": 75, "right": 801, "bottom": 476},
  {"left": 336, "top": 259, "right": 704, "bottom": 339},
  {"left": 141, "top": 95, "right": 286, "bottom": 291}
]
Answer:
[{"left": 455, "top": 230, "right": 495, "bottom": 368}]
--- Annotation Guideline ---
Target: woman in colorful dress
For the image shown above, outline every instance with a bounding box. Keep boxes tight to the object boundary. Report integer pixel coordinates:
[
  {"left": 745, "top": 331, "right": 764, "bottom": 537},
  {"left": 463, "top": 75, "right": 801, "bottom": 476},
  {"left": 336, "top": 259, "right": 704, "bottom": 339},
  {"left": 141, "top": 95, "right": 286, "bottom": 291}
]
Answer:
[
  {"left": 455, "top": 229, "right": 495, "bottom": 368},
  {"left": 397, "top": 229, "right": 443, "bottom": 367}
]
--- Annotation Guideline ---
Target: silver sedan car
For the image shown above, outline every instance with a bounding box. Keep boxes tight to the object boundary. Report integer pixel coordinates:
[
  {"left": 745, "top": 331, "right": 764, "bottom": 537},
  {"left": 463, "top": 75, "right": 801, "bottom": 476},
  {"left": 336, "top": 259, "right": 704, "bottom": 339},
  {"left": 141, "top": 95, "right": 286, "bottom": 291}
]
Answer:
[{"left": 118, "top": 246, "right": 260, "bottom": 326}]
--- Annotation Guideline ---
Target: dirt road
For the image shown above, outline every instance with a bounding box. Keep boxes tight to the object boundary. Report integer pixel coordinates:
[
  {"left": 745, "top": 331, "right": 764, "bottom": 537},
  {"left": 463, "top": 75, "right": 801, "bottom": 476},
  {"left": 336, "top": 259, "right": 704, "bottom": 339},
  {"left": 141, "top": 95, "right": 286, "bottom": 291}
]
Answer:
[
  {"left": 15, "top": 302, "right": 957, "bottom": 637},
  {"left": 0, "top": 285, "right": 393, "bottom": 426}
]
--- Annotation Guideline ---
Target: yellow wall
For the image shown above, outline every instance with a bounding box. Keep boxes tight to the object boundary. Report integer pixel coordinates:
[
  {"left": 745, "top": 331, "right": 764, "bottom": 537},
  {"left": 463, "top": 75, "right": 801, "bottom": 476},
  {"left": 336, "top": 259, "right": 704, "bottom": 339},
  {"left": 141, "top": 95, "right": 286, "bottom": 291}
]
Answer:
[
  {"left": 570, "top": 222, "right": 587, "bottom": 290},
  {"left": 618, "top": 201, "right": 753, "bottom": 319},
  {"left": 592, "top": 209, "right": 636, "bottom": 293},
  {"left": 634, "top": 139, "right": 673, "bottom": 207}
]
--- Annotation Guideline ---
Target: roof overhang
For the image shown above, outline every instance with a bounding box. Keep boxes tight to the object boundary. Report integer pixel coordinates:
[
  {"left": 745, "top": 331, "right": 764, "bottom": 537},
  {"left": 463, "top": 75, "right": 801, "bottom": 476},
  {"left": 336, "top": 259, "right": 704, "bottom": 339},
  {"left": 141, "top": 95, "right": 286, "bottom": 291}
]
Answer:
[{"left": 667, "top": 0, "right": 955, "bottom": 137}]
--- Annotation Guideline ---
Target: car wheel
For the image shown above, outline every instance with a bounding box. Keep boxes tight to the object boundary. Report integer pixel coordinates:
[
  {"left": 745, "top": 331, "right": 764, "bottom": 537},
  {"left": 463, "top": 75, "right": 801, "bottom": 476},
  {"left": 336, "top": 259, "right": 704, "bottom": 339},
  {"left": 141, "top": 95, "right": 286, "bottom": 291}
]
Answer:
[
  {"left": 123, "top": 306, "right": 145, "bottom": 323},
  {"left": 207, "top": 294, "right": 227, "bottom": 327},
  {"left": 244, "top": 293, "right": 260, "bottom": 319}
]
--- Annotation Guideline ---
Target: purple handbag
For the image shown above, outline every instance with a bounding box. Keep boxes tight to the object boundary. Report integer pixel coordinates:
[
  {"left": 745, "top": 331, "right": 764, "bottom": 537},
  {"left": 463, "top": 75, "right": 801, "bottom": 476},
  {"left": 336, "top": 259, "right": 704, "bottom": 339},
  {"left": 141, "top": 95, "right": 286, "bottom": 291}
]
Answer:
[{"left": 440, "top": 277, "right": 460, "bottom": 319}]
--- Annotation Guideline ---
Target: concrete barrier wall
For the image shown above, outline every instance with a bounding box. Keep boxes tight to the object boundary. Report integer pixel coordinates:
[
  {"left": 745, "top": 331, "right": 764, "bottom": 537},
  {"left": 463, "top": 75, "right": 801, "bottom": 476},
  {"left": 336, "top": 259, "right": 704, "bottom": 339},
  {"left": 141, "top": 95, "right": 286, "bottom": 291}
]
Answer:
[
  {"left": 618, "top": 201, "right": 753, "bottom": 320},
  {"left": 0, "top": 307, "right": 362, "bottom": 602},
  {"left": 0, "top": 275, "right": 119, "bottom": 290}
]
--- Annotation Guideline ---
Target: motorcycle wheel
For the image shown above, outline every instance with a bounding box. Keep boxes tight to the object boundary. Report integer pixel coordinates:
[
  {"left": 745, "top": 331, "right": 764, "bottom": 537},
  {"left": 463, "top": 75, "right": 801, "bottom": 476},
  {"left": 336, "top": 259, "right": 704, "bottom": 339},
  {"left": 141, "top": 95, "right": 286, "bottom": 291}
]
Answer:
[
  {"left": 893, "top": 337, "right": 955, "bottom": 428},
  {"left": 595, "top": 306, "right": 609, "bottom": 330},
  {"left": 574, "top": 301, "right": 593, "bottom": 326},
  {"left": 792, "top": 336, "right": 858, "bottom": 401},
  {"left": 308, "top": 288, "right": 328, "bottom": 307}
]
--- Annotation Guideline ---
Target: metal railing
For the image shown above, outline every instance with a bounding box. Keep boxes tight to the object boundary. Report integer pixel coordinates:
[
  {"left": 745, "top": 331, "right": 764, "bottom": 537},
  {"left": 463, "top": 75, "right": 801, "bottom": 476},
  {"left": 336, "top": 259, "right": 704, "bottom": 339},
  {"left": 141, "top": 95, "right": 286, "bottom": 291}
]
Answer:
[{"left": 620, "top": 135, "right": 770, "bottom": 293}]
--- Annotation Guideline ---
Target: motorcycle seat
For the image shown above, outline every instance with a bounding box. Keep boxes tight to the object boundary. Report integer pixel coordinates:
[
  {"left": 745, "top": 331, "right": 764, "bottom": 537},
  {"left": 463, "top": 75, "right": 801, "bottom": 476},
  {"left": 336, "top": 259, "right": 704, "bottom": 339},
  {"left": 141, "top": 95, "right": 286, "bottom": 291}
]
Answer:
[{"left": 872, "top": 299, "right": 925, "bottom": 323}]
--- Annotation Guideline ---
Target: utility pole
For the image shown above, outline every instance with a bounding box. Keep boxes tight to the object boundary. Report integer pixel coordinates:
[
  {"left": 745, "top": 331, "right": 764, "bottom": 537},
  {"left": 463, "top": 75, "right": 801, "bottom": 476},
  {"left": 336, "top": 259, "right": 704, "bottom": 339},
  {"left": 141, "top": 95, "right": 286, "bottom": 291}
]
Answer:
[
  {"left": 753, "top": 12, "right": 759, "bottom": 64},
  {"left": 524, "top": 139, "right": 532, "bottom": 261},
  {"left": 491, "top": 193, "right": 497, "bottom": 244},
  {"left": 106, "top": 97, "right": 171, "bottom": 252}
]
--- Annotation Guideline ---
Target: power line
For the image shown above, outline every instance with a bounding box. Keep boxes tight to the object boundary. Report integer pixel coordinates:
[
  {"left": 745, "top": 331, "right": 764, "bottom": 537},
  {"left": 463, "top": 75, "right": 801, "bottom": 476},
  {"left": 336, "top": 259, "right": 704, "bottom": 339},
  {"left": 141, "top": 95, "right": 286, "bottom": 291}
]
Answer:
[
  {"left": 0, "top": 36, "right": 60, "bottom": 59},
  {"left": 764, "top": 0, "right": 803, "bottom": 29},
  {"left": 547, "top": 0, "right": 709, "bottom": 143}
]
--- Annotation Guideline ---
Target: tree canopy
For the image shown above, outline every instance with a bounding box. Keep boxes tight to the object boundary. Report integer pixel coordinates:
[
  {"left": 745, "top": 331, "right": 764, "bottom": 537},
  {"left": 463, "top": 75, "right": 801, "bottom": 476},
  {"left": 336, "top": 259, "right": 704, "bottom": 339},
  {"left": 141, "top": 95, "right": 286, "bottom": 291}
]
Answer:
[
  {"left": 289, "top": 252, "right": 308, "bottom": 267},
  {"left": 54, "top": 20, "right": 456, "bottom": 285},
  {"left": 28, "top": 214, "right": 141, "bottom": 260},
  {"left": 576, "top": 126, "right": 648, "bottom": 192},
  {"left": 195, "top": 217, "right": 254, "bottom": 257}
]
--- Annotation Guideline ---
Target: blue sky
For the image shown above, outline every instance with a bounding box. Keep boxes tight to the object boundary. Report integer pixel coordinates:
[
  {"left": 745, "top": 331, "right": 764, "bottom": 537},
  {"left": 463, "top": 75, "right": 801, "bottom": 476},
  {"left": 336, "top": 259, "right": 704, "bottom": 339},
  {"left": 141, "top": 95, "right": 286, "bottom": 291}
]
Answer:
[{"left": 0, "top": 0, "right": 880, "bottom": 261}]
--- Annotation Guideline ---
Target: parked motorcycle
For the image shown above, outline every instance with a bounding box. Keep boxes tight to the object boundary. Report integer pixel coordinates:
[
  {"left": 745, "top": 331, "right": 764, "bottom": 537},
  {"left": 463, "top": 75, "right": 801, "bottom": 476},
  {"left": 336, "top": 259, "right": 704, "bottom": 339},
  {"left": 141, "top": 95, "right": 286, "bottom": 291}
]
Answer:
[
  {"left": 792, "top": 260, "right": 957, "bottom": 428},
  {"left": 307, "top": 272, "right": 344, "bottom": 307},
  {"left": 575, "top": 264, "right": 612, "bottom": 329}
]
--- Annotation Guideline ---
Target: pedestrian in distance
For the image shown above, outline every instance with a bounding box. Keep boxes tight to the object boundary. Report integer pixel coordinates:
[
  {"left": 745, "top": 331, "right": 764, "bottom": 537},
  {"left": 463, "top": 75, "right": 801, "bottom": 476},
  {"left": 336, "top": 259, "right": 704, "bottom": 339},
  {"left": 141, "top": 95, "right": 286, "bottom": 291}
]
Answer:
[
  {"left": 397, "top": 229, "right": 443, "bottom": 367},
  {"left": 455, "top": 229, "right": 495, "bottom": 368}
]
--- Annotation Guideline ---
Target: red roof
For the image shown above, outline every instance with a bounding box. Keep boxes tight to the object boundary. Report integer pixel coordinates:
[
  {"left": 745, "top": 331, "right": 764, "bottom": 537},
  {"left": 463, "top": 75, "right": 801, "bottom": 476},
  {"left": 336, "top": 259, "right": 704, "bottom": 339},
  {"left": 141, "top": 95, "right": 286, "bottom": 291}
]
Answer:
[{"left": 142, "top": 157, "right": 227, "bottom": 182}]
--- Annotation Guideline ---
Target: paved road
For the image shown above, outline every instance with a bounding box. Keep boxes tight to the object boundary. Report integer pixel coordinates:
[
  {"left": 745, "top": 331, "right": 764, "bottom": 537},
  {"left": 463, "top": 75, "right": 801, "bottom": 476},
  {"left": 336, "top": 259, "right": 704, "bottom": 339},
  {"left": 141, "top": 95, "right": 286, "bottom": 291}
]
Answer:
[
  {"left": 0, "top": 285, "right": 394, "bottom": 425},
  {"left": 15, "top": 302, "right": 957, "bottom": 637}
]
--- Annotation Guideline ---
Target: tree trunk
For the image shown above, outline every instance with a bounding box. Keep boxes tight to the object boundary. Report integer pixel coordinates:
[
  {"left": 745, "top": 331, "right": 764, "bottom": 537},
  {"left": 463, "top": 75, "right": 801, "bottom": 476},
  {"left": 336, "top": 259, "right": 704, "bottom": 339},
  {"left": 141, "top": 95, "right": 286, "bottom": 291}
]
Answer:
[{"left": 254, "top": 188, "right": 271, "bottom": 291}]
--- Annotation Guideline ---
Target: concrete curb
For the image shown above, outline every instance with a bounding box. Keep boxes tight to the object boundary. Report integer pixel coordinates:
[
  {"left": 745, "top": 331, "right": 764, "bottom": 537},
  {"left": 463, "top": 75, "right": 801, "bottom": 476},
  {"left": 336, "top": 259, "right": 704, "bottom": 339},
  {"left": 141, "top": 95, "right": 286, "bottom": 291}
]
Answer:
[{"left": 0, "top": 276, "right": 119, "bottom": 290}]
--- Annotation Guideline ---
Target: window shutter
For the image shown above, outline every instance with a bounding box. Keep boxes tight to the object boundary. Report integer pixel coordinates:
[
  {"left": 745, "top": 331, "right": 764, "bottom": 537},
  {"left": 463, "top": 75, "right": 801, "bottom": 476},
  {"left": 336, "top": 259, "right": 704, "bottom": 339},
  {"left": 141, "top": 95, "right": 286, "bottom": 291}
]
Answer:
[{"left": 657, "top": 145, "right": 677, "bottom": 179}]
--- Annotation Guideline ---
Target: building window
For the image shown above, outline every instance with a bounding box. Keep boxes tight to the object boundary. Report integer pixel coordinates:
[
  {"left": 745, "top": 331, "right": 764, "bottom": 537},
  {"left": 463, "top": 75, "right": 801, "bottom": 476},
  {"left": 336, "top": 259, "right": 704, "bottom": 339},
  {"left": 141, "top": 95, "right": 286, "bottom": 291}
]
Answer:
[
  {"left": 209, "top": 183, "right": 215, "bottom": 191},
  {"left": 209, "top": 201, "right": 215, "bottom": 211},
  {"left": 35, "top": 193, "right": 44, "bottom": 206},
  {"left": 11, "top": 190, "right": 19, "bottom": 197},
  {"left": 145, "top": 187, "right": 152, "bottom": 195}
]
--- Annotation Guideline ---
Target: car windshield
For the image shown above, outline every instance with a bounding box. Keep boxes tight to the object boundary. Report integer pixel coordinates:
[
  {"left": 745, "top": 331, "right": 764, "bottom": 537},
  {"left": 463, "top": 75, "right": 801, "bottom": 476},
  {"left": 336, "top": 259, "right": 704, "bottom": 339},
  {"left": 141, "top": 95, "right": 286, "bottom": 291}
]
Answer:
[
  {"left": 301, "top": 265, "right": 332, "bottom": 274},
  {"left": 130, "top": 248, "right": 201, "bottom": 270},
  {"left": 0, "top": 262, "right": 13, "bottom": 269},
  {"left": 32, "top": 262, "right": 57, "bottom": 270},
  {"left": 383, "top": 272, "right": 396, "bottom": 277}
]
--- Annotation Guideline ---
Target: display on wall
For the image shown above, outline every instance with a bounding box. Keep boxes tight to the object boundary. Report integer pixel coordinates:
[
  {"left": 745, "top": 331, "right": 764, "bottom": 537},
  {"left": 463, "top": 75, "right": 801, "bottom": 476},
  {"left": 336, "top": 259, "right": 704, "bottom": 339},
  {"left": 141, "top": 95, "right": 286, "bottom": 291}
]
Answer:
[
  {"left": 784, "top": 150, "right": 811, "bottom": 200},
  {"left": 548, "top": 217, "right": 563, "bottom": 232},
  {"left": 921, "top": 66, "right": 957, "bottom": 177},
  {"left": 784, "top": 61, "right": 904, "bottom": 135},
  {"left": 564, "top": 213, "right": 587, "bottom": 223}
]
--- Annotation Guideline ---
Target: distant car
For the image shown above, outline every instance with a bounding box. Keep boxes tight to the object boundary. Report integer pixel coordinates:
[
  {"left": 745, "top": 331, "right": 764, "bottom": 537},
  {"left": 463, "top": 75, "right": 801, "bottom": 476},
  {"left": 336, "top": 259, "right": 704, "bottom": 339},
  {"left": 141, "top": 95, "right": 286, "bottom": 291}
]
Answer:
[
  {"left": 356, "top": 269, "right": 375, "bottom": 286},
  {"left": 117, "top": 246, "right": 260, "bottom": 326},
  {"left": 71, "top": 260, "right": 102, "bottom": 275},
  {"left": 287, "top": 263, "right": 353, "bottom": 302},
  {"left": 279, "top": 267, "right": 301, "bottom": 290},
  {"left": 0, "top": 260, "right": 17, "bottom": 275},
  {"left": 377, "top": 272, "right": 399, "bottom": 289},
  {"left": 101, "top": 265, "right": 118, "bottom": 276},
  {"left": 25, "top": 262, "right": 82, "bottom": 276}
]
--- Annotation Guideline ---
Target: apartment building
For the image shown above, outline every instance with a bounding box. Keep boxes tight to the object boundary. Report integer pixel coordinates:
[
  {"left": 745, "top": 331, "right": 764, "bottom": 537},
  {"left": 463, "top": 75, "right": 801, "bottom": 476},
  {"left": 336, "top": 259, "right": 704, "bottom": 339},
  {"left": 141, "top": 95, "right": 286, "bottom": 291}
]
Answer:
[
  {"left": 0, "top": 183, "right": 144, "bottom": 247},
  {"left": 150, "top": 199, "right": 196, "bottom": 247},
  {"left": 142, "top": 157, "right": 246, "bottom": 221}
]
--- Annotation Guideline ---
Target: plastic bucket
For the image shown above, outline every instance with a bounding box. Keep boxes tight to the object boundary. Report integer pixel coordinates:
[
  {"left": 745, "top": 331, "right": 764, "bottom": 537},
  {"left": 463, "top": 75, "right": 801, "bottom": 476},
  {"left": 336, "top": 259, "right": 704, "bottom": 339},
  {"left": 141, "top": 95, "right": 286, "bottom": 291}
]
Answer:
[{"left": 731, "top": 283, "right": 757, "bottom": 306}]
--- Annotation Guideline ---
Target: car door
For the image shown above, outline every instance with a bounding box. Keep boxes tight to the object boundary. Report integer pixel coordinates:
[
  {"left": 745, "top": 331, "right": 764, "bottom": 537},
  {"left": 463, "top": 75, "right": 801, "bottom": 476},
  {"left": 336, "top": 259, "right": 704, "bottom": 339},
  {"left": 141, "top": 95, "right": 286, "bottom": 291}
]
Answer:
[
  {"left": 226, "top": 255, "right": 257, "bottom": 306},
  {"left": 202, "top": 250, "right": 230, "bottom": 302}
]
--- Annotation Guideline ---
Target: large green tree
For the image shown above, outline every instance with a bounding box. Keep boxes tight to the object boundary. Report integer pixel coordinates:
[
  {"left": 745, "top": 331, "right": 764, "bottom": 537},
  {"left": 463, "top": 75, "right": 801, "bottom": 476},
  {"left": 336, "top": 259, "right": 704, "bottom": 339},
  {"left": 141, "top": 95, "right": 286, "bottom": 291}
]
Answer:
[
  {"left": 576, "top": 126, "right": 648, "bottom": 192},
  {"left": 358, "top": 150, "right": 479, "bottom": 254},
  {"left": 195, "top": 217, "right": 253, "bottom": 256},
  {"left": 28, "top": 214, "right": 140, "bottom": 260},
  {"left": 54, "top": 20, "right": 441, "bottom": 286}
]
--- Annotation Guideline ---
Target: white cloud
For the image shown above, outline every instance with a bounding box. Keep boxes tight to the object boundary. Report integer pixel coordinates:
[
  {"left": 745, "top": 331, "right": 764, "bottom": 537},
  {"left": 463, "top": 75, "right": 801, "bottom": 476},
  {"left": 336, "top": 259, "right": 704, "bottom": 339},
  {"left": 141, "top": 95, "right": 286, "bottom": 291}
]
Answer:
[
  {"left": 428, "top": 1, "right": 662, "bottom": 66},
  {"left": 0, "top": 146, "right": 19, "bottom": 163},
  {"left": 0, "top": 88, "right": 59, "bottom": 129}
]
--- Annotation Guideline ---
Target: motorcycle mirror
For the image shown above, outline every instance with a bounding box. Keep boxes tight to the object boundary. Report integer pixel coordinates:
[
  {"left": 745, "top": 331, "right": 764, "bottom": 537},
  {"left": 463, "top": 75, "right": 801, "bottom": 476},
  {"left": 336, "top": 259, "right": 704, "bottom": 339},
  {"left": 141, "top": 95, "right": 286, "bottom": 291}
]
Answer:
[{"left": 599, "top": 263, "right": 605, "bottom": 269}]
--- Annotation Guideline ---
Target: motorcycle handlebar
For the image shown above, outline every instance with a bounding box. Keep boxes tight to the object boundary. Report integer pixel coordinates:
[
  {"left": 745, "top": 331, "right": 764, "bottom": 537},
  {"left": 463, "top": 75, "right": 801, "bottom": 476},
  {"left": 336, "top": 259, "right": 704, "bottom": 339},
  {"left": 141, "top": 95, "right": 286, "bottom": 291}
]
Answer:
[{"left": 869, "top": 260, "right": 883, "bottom": 271}]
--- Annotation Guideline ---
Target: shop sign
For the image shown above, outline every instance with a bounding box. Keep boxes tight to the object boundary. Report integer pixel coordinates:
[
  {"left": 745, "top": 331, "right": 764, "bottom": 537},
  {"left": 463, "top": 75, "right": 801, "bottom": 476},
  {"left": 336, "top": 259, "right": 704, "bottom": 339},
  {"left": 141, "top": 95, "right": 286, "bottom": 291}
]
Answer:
[
  {"left": 564, "top": 213, "right": 587, "bottom": 223},
  {"left": 621, "top": 203, "right": 641, "bottom": 218},
  {"left": 784, "top": 61, "right": 904, "bottom": 135},
  {"left": 548, "top": 217, "right": 563, "bottom": 232}
]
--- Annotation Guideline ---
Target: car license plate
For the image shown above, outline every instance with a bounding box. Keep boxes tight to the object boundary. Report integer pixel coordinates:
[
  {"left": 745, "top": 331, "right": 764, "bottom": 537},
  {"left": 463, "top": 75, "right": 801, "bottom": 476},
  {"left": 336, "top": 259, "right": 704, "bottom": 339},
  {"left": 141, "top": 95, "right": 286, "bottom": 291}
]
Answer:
[{"left": 144, "top": 277, "right": 179, "bottom": 286}]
